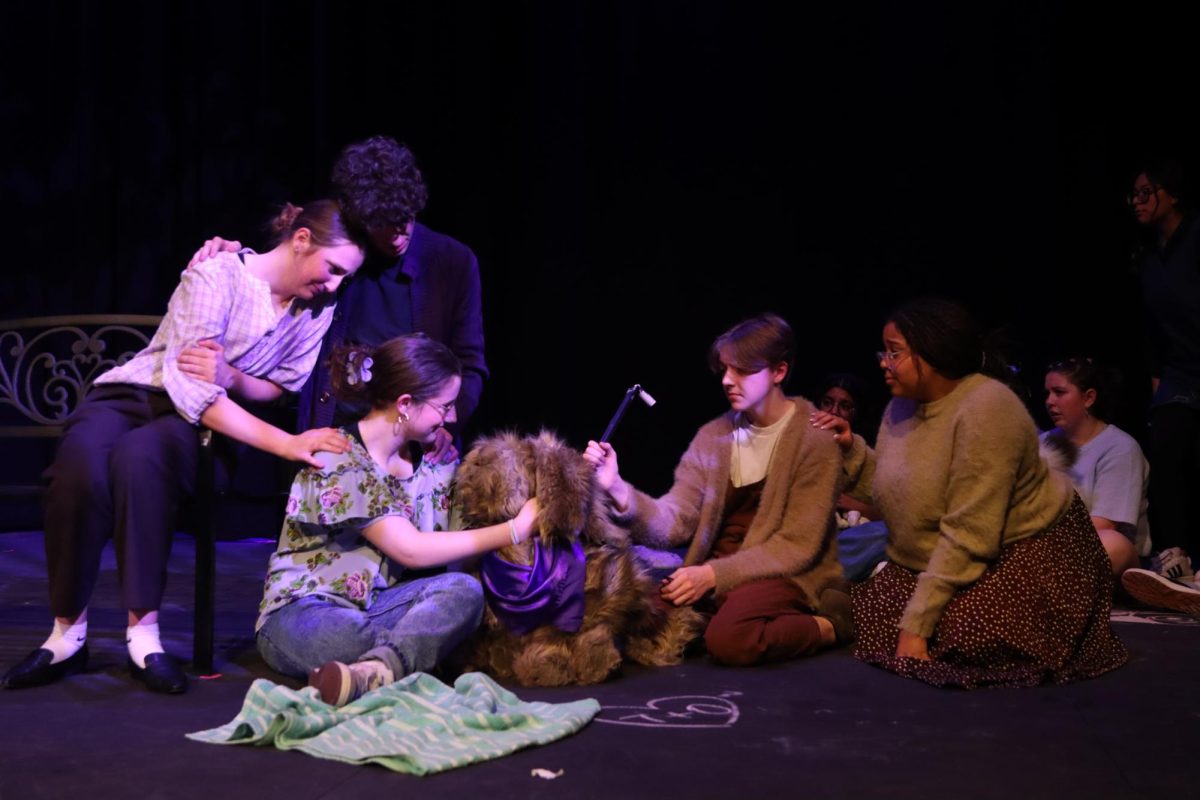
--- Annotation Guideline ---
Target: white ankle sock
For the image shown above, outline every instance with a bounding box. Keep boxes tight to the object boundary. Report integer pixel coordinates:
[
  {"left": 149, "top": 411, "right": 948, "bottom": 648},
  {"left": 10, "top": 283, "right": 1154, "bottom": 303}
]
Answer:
[
  {"left": 351, "top": 659, "right": 395, "bottom": 693},
  {"left": 126, "top": 623, "right": 165, "bottom": 668},
  {"left": 41, "top": 619, "right": 87, "bottom": 664}
]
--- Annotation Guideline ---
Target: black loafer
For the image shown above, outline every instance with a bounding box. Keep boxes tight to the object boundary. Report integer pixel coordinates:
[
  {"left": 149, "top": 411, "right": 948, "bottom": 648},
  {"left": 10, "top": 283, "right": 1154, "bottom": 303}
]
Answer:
[
  {"left": 129, "top": 653, "right": 188, "bottom": 694},
  {"left": 2, "top": 645, "right": 89, "bottom": 689}
]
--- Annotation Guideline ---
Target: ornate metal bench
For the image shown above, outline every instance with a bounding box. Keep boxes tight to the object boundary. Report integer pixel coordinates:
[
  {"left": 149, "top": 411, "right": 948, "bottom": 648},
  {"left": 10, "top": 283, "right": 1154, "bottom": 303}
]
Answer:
[{"left": 0, "top": 315, "right": 219, "bottom": 673}]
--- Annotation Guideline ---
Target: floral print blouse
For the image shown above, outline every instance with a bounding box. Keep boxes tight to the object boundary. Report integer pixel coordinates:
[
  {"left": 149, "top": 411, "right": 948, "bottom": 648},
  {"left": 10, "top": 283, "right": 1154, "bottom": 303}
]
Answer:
[{"left": 255, "top": 426, "right": 456, "bottom": 631}]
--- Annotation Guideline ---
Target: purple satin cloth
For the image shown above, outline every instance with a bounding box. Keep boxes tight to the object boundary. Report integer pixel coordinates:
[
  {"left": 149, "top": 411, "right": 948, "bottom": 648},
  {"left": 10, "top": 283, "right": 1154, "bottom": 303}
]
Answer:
[{"left": 481, "top": 538, "right": 587, "bottom": 635}]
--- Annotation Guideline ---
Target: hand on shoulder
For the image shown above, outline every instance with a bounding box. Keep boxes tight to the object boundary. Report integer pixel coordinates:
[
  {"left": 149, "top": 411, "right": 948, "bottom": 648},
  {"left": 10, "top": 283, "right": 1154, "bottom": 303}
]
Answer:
[{"left": 186, "top": 236, "right": 242, "bottom": 269}]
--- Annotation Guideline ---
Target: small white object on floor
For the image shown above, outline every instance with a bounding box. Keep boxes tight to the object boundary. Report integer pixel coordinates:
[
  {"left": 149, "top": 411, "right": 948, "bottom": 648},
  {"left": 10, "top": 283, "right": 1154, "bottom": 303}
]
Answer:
[{"left": 531, "top": 768, "right": 564, "bottom": 780}]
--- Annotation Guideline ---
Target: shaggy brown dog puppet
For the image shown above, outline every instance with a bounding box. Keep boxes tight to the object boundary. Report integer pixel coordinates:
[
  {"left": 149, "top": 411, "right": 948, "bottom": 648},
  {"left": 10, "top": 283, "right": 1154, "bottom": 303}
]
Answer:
[{"left": 454, "top": 431, "right": 705, "bottom": 687}]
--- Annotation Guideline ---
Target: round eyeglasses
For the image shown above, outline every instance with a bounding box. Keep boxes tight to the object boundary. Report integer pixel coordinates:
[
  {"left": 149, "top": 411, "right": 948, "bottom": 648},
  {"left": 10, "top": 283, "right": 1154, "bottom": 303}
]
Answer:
[
  {"left": 1127, "top": 185, "right": 1157, "bottom": 206},
  {"left": 423, "top": 399, "right": 455, "bottom": 419},
  {"left": 818, "top": 396, "right": 857, "bottom": 415},
  {"left": 875, "top": 349, "right": 910, "bottom": 367}
]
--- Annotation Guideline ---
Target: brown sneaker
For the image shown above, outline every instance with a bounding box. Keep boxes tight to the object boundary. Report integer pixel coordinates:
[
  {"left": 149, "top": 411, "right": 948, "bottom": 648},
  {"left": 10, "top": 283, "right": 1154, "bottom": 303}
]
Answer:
[
  {"left": 818, "top": 587, "right": 856, "bottom": 645},
  {"left": 308, "top": 659, "right": 393, "bottom": 707}
]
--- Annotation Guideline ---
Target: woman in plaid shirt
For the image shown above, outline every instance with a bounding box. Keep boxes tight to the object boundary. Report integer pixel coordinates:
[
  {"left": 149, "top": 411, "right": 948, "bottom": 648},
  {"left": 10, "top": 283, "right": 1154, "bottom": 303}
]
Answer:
[{"left": 2, "top": 200, "right": 367, "bottom": 695}]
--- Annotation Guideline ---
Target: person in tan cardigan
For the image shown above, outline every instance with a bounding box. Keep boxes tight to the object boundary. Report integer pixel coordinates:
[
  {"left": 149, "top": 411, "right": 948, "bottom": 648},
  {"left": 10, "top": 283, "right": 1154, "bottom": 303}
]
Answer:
[{"left": 583, "top": 314, "right": 853, "bottom": 667}]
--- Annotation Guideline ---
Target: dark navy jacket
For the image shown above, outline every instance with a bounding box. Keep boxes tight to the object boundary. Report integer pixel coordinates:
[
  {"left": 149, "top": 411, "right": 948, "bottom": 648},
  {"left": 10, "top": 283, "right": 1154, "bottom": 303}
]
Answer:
[
  {"left": 1141, "top": 213, "right": 1200, "bottom": 405},
  {"left": 297, "top": 222, "right": 487, "bottom": 431}
]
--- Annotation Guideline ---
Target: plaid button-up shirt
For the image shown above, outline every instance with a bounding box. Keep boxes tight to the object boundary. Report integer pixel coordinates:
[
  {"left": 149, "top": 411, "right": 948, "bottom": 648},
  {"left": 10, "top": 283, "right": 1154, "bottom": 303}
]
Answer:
[{"left": 97, "top": 252, "right": 336, "bottom": 423}]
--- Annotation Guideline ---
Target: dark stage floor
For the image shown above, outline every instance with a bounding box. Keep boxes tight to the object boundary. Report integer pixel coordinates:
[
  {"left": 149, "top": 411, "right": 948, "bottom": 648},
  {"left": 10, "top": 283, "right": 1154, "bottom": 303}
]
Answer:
[{"left": 1, "top": 530, "right": 1197, "bottom": 800}]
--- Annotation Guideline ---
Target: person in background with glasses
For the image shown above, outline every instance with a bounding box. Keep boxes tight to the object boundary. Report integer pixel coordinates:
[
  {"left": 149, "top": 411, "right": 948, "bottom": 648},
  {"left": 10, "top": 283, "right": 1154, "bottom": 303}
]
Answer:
[
  {"left": 253, "top": 334, "right": 541, "bottom": 707},
  {"left": 1042, "top": 357, "right": 1148, "bottom": 578},
  {"left": 814, "top": 373, "right": 889, "bottom": 582},
  {"left": 816, "top": 373, "right": 872, "bottom": 443},
  {"left": 1123, "top": 158, "right": 1200, "bottom": 616},
  {"left": 815, "top": 298, "right": 1127, "bottom": 687}
]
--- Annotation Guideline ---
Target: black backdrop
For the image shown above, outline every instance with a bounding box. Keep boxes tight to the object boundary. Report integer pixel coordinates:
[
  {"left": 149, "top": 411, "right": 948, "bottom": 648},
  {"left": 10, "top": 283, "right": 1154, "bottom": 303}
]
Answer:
[{"left": 4, "top": 0, "right": 1198, "bottom": 496}]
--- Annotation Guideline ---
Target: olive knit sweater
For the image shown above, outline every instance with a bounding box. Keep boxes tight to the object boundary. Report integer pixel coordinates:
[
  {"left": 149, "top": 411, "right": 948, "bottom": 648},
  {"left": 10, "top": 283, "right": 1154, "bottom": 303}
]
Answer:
[{"left": 844, "top": 373, "right": 1074, "bottom": 637}]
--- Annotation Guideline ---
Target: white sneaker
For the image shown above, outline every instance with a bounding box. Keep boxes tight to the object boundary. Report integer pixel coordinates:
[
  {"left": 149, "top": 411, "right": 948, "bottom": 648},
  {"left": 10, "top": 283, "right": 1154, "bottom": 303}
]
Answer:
[
  {"left": 1153, "top": 546, "right": 1196, "bottom": 584},
  {"left": 308, "top": 658, "right": 394, "bottom": 707},
  {"left": 1121, "top": 568, "right": 1200, "bottom": 618}
]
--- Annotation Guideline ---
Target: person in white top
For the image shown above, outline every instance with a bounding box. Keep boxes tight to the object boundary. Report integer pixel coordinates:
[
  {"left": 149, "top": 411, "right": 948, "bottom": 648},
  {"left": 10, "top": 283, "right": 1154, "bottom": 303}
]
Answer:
[
  {"left": 1, "top": 201, "right": 366, "bottom": 695},
  {"left": 582, "top": 314, "right": 854, "bottom": 667},
  {"left": 1042, "top": 357, "right": 1149, "bottom": 577}
]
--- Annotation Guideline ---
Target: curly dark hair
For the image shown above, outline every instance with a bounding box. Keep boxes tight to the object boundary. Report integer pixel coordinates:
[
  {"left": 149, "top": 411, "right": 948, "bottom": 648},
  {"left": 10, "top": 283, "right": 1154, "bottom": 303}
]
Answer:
[{"left": 331, "top": 136, "right": 429, "bottom": 234}]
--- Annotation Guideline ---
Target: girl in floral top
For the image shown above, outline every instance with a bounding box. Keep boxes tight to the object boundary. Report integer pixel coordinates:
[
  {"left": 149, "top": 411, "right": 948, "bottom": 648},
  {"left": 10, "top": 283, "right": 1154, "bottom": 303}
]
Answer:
[{"left": 255, "top": 334, "right": 540, "bottom": 707}]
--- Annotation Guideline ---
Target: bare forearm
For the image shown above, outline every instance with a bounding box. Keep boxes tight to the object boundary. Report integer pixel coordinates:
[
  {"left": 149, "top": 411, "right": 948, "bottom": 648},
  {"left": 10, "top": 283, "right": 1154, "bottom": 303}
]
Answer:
[
  {"left": 199, "top": 395, "right": 290, "bottom": 456},
  {"left": 229, "top": 370, "right": 285, "bottom": 403},
  {"left": 367, "top": 520, "right": 516, "bottom": 569}
]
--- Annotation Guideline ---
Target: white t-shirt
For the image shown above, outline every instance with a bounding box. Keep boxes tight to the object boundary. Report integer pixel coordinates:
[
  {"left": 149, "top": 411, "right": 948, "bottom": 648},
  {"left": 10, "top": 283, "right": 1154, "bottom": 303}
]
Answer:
[
  {"left": 1042, "top": 424, "right": 1152, "bottom": 556},
  {"left": 730, "top": 402, "right": 796, "bottom": 488}
]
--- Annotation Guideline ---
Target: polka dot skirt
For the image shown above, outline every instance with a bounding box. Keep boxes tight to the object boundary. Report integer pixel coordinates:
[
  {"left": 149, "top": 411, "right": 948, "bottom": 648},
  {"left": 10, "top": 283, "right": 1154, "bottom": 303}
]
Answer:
[{"left": 851, "top": 495, "right": 1128, "bottom": 688}]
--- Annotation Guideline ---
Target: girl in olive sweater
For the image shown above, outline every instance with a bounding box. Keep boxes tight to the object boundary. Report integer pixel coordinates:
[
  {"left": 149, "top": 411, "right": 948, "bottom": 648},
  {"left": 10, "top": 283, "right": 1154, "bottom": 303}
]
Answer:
[{"left": 829, "top": 298, "right": 1126, "bottom": 687}]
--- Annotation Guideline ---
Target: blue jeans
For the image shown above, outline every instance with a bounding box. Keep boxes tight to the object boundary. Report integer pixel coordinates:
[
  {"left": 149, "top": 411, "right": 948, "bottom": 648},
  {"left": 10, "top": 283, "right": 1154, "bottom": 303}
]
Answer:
[{"left": 256, "top": 572, "right": 484, "bottom": 679}]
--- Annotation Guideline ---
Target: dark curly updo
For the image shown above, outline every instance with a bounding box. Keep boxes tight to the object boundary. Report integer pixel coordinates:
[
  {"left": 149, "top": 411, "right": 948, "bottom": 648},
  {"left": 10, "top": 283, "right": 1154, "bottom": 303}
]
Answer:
[{"left": 331, "top": 136, "right": 429, "bottom": 235}]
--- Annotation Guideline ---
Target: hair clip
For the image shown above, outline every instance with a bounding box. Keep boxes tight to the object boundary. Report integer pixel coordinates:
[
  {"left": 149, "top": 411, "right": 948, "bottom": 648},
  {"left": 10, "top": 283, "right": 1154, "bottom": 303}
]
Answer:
[{"left": 346, "top": 353, "right": 374, "bottom": 386}]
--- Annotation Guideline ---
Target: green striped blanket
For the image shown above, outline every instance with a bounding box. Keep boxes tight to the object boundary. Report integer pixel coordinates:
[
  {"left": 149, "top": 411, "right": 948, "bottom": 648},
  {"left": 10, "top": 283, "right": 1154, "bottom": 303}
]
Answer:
[{"left": 187, "top": 672, "right": 599, "bottom": 775}]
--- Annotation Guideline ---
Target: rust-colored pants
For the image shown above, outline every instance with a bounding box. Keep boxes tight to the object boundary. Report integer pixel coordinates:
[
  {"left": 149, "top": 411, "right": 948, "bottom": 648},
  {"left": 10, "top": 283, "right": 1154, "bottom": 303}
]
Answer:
[{"left": 703, "top": 578, "right": 822, "bottom": 666}]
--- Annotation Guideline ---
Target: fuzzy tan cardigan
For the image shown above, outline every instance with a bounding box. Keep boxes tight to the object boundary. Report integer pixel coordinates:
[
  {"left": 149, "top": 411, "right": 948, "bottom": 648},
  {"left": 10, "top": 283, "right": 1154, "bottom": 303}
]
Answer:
[{"left": 616, "top": 398, "right": 844, "bottom": 610}]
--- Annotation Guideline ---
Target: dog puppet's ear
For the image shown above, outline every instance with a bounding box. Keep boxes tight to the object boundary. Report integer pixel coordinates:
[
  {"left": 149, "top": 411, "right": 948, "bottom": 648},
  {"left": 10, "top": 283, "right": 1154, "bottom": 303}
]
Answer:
[{"left": 530, "top": 432, "right": 591, "bottom": 540}]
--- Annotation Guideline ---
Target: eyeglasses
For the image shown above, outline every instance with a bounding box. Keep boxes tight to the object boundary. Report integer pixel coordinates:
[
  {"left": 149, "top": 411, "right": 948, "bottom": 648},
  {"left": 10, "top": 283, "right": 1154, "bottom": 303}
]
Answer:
[
  {"left": 876, "top": 349, "right": 910, "bottom": 367},
  {"left": 818, "top": 396, "right": 857, "bottom": 415},
  {"left": 423, "top": 399, "right": 455, "bottom": 419},
  {"left": 1127, "top": 185, "right": 1157, "bottom": 205}
]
